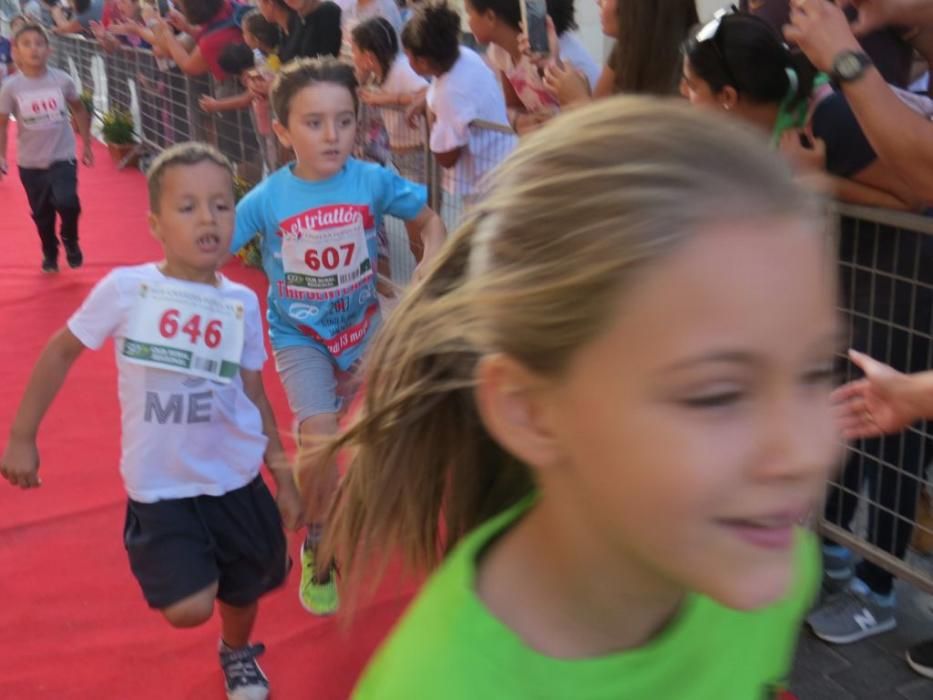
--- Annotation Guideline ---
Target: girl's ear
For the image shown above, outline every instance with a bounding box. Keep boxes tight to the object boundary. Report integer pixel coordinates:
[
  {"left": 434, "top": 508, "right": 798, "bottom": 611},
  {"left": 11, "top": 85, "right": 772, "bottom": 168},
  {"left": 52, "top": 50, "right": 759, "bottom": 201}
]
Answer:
[
  {"left": 718, "top": 85, "right": 739, "bottom": 111},
  {"left": 272, "top": 119, "right": 291, "bottom": 149},
  {"left": 474, "top": 354, "right": 564, "bottom": 474}
]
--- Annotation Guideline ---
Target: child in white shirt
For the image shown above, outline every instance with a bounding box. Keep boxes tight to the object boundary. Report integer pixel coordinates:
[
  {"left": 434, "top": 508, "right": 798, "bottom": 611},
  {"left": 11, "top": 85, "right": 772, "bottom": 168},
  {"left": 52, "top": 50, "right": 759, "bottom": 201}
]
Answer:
[
  {"left": 0, "top": 143, "right": 302, "bottom": 700},
  {"left": 402, "top": 0, "right": 515, "bottom": 214}
]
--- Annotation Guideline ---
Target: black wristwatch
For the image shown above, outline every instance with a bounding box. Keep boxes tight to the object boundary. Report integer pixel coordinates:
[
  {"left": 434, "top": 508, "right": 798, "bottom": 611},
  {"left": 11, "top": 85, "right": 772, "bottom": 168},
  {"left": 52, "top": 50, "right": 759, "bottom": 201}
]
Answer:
[{"left": 830, "top": 50, "right": 873, "bottom": 84}]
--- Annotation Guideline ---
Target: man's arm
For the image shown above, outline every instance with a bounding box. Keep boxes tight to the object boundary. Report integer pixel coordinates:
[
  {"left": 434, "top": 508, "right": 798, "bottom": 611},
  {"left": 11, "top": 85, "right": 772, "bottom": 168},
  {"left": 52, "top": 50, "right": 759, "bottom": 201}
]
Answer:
[{"left": 786, "top": 0, "right": 933, "bottom": 201}]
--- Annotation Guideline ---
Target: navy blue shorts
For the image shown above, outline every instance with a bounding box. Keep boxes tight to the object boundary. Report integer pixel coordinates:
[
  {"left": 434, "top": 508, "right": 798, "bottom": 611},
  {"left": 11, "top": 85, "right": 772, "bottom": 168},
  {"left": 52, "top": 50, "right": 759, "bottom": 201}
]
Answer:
[{"left": 124, "top": 476, "right": 288, "bottom": 609}]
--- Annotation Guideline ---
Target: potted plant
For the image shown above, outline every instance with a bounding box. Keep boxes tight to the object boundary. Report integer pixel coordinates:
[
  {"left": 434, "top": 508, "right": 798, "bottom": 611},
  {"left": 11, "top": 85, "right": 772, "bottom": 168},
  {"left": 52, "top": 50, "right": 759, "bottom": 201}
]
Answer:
[{"left": 100, "top": 109, "right": 139, "bottom": 169}]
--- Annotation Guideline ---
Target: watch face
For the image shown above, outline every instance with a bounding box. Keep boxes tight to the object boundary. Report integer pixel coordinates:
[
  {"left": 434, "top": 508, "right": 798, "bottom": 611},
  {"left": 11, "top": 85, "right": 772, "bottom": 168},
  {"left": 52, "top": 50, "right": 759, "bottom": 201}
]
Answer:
[
  {"left": 838, "top": 54, "right": 860, "bottom": 78},
  {"left": 834, "top": 51, "right": 869, "bottom": 81}
]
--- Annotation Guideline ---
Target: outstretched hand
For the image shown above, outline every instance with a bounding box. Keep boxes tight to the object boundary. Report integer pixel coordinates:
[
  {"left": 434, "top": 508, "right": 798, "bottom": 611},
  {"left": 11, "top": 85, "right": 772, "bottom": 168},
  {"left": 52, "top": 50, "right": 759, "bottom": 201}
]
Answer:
[{"left": 832, "top": 350, "right": 919, "bottom": 439}]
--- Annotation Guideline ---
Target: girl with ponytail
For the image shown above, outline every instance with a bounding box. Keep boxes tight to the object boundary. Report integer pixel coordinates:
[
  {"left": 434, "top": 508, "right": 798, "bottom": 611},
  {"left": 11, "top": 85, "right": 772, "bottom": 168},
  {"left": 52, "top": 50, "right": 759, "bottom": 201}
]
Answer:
[
  {"left": 322, "top": 96, "right": 841, "bottom": 698},
  {"left": 681, "top": 10, "right": 922, "bottom": 210}
]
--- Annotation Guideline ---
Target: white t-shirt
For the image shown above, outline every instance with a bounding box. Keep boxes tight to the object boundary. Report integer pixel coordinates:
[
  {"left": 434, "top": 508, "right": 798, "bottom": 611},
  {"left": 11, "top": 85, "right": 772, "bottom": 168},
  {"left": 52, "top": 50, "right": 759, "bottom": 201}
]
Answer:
[
  {"left": 427, "top": 47, "right": 516, "bottom": 197},
  {"left": 343, "top": 0, "right": 403, "bottom": 32},
  {"left": 67, "top": 263, "right": 269, "bottom": 503},
  {"left": 378, "top": 54, "right": 428, "bottom": 149}
]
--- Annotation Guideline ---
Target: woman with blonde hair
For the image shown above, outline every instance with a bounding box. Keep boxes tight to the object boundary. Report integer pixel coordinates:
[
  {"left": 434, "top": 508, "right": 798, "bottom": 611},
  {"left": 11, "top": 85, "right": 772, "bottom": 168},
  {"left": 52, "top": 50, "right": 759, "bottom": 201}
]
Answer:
[{"left": 323, "top": 97, "right": 840, "bottom": 697}]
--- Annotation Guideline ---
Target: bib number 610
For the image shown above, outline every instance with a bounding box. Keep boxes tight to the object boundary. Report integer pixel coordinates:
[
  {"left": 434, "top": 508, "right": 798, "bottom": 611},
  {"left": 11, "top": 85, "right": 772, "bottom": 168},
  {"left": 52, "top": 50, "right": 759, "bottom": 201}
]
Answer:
[{"left": 159, "top": 309, "right": 223, "bottom": 348}]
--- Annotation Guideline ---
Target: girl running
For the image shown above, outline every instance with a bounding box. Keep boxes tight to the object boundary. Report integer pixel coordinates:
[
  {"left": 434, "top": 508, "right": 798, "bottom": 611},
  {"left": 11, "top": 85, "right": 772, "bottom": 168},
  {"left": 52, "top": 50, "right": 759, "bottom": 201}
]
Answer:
[{"left": 324, "top": 97, "right": 840, "bottom": 698}]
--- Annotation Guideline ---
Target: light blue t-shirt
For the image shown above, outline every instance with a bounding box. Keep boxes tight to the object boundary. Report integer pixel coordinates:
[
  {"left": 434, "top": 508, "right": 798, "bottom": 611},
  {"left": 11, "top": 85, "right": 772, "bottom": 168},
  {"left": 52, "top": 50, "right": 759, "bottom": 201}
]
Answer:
[{"left": 232, "top": 158, "right": 427, "bottom": 370}]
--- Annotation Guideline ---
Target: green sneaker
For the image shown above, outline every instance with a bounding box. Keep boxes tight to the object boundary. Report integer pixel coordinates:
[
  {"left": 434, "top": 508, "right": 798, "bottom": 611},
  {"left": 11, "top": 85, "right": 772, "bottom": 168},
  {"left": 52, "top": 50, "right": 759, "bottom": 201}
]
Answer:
[{"left": 299, "top": 541, "right": 339, "bottom": 615}]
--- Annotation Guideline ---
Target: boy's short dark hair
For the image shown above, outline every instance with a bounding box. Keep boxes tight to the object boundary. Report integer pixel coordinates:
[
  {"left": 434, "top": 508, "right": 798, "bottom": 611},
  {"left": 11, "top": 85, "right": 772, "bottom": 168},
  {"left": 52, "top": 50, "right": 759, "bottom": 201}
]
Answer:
[
  {"left": 270, "top": 56, "right": 358, "bottom": 127},
  {"left": 14, "top": 22, "right": 49, "bottom": 46},
  {"left": 218, "top": 42, "right": 255, "bottom": 77},
  {"left": 147, "top": 142, "right": 234, "bottom": 212}
]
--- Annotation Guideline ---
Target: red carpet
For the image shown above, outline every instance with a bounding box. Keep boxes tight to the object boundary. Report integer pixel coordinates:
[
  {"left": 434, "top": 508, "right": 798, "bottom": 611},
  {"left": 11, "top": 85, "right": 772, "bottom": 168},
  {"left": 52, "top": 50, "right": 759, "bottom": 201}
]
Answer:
[{"left": 0, "top": 142, "right": 414, "bottom": 699}]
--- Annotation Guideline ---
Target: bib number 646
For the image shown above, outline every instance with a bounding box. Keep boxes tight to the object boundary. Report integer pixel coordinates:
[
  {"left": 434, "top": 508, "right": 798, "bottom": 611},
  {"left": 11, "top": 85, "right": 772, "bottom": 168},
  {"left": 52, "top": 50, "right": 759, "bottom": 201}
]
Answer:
[{"left": 159, "top": 309, "right": 223, "bottom": 349}]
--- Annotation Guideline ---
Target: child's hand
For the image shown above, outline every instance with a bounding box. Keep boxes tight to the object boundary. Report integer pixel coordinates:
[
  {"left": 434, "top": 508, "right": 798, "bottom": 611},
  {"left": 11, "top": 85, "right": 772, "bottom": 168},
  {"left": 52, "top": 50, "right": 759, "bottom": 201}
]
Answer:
[
  {"left": 832, "top": 350, "right": 920, "bottom": 439},
  {"left": 109, "top": 21, "right": 138, "bottom": 36},
  {"left": 405, "top": 96, "right": 426, "bottom": 128},
  {"left": 266, "top": 452, "right": 304, "bottom": 530},
  {"left": 0, "top": 437, "right": 41, "bottom": 489},
  {"left": 82, "top": 142, "right": 94, "bottom": 166},
  {"left": 359, "top": 88, "right": 390, "bottom": 106},
  {"left": 199, "top": 95, "right": 220, "bottom": 112},
  {"left": 89, "top": 20, "right": 107, "bottom": 40},
  {"left": 246, "top": 73, "right": 272, "bottom": 98},
  {"left": 276, "top": 478, "right": 305, "bottom": 531},
  {"left": 543, "top": 62, "right": 590, "bottom": 106},
  {"left": 166, "top": 8, "right": 187, "bottom": 31}
]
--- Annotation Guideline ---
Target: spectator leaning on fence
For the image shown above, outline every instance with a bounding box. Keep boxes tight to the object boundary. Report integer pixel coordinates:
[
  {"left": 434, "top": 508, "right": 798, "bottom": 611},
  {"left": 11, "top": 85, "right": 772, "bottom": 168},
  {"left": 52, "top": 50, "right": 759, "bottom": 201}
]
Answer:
[
  {"left": 278, "top": 0, "right": 341, "bottom": 63},
  {"left": 742, "top": 0, "right": 918, "bottom": 89},
  {"left": 150, "top": 0, "right": 242, "bottom": 78},
  {"left": 51, "top": 0, "right": 103, "bottom": 35},
  {"left": 351, "top": 20, "right": 425, "bottom": 169},
  {"left": 205, "top": 42, "right": 280, "bottom": 172},
  {"left": 402, "top": 1, "right": 515, "bottom": 205},
  {"left": 465, "top": 0, "right": 597, "bottom": 135},
  {"left": 785, "top": 0, "right": 933, "bottom": 203},
  {"left": 542, "top": 0, "right": 698, "bottom": 107},
  {"left": 89, "top": 0, "right": 157, "bottom": 50},
  {"left": 681, "top": 10, "right": 923, "bottom": 211}
]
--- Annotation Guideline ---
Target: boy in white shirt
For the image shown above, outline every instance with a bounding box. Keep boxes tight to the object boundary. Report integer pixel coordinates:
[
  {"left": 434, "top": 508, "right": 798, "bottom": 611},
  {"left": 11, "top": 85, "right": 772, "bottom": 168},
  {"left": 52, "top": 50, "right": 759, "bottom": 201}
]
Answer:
[{"left": 0, "top": 142, "right": 302, "bottom": 700}]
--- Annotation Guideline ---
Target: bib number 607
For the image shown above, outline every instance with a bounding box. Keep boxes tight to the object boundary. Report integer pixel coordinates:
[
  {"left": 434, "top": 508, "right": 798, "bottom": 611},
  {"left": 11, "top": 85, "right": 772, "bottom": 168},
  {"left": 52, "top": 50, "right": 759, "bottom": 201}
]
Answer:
[
  {"left": 304, "top": 243, "right": 355, "bottom": 271},
  {"left": 159, "top": 309, "right": 223, "bottom": 349}
]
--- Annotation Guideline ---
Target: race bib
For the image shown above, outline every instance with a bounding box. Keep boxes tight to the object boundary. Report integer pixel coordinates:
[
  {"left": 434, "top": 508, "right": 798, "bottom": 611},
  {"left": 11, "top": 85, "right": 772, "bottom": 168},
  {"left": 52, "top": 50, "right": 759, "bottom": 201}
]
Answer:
[
  {"left": 281, "top": 217, "right": 372, "bottom": 296},
  {"left": 121, "top": 281, "right": 246, "bottom": 383},
  {"left": 16, "top": 87, "right": 67, "bottom": 129}
]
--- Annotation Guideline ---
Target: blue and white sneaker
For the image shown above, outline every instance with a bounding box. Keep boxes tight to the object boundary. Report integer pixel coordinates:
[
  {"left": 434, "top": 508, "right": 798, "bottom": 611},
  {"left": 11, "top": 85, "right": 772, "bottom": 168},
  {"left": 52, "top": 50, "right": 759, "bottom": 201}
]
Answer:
[{"left": 807, "top": 579, "right": 897, "bottom": 645}]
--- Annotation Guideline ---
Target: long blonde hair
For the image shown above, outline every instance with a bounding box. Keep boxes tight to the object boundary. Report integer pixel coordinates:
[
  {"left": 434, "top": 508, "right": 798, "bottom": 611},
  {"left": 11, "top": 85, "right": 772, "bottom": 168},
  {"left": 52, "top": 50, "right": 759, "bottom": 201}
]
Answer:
[{"left": 321, "top": 96, "right": 825, "bottom": 585}]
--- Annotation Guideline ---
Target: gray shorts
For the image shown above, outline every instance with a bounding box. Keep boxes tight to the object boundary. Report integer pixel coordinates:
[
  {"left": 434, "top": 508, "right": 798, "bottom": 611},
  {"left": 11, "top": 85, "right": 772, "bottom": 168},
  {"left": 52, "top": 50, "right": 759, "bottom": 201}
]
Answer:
[{"left": 274, "top": 345, "right": 360, "bottom": 426}]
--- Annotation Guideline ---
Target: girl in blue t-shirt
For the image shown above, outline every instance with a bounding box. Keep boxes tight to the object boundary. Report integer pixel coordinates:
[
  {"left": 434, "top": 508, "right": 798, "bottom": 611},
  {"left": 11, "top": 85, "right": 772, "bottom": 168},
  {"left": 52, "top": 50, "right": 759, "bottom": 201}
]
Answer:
[{"left": 232, "top": 56, "right": 445, "bottom": 617}]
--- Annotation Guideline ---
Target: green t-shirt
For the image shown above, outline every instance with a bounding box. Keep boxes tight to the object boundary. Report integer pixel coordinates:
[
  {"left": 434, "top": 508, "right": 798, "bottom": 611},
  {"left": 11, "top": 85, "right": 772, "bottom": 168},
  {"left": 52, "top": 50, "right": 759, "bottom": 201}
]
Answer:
[{"left": 354, "top": 499, "right": 818, "bottom": 699}]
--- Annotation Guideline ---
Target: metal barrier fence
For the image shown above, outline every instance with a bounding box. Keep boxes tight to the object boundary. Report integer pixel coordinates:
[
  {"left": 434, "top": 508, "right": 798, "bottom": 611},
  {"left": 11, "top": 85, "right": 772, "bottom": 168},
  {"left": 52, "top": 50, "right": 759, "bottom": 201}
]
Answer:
[
  {"left": 825, "top": 203, "right": 933, "bottom": 595},
  {"left": 43, "top": 33, "right": 518, "bottom": 285},
  {"left": 33, "top": 29, "right": 933, "bottom": 594}
]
